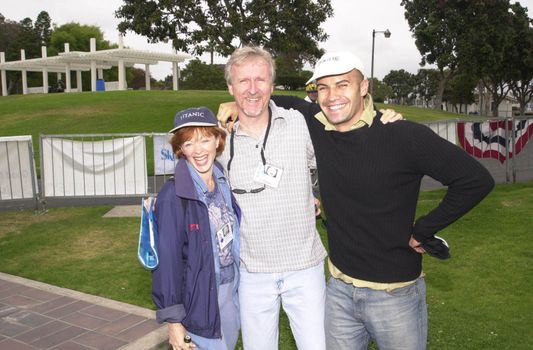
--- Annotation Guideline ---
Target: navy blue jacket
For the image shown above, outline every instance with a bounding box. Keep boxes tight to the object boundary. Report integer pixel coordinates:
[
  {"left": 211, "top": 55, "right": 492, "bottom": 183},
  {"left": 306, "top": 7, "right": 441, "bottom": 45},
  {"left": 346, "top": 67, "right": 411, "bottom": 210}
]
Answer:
[{"left": 152, "top": 159, "right": 241, "bottom": 339}]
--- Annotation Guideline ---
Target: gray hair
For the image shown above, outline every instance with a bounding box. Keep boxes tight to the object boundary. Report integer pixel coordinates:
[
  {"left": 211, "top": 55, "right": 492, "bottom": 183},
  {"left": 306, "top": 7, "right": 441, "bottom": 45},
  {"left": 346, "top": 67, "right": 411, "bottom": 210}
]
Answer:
[{"left": 224, "top": 46, "right": 276, "bottom": 85}]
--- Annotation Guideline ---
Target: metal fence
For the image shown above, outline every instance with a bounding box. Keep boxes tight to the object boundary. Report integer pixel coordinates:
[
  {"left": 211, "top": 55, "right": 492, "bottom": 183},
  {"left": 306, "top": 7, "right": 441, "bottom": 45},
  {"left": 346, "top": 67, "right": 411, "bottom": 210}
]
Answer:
[
  {"left": 1, "top": 117, "right": 533, "bottom": 210},
  {"left": 39, "top": 134, "right": 148, "bottom": 200},
  {"left": 423, "top": 116, "right": 533, "bottom": 184}
]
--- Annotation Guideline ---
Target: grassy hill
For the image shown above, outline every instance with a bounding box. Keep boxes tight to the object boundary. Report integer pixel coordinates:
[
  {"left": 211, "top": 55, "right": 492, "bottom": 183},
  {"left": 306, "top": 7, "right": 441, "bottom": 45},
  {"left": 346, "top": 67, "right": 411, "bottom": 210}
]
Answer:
[{"left": 0, "top": 90, "right": 470, "bottom": 138}]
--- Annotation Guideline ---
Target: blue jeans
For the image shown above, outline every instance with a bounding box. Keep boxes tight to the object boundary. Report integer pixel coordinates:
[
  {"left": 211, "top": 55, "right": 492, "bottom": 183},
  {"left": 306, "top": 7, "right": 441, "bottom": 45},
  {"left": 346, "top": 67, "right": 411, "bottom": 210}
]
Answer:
[
  {"left": 325, "top": 276, "right": 427, "bottom": 350},
  {"left": 239, "top": 262, "right": 326, "bottom": 350}
]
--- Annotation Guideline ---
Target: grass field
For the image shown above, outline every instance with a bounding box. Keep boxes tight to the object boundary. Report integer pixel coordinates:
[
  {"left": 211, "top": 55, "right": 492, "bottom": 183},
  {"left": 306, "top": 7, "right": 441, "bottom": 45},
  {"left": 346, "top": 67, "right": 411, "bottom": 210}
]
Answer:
[
  {"left": 0, "top": 182, "right": 532, "bottom": 349},
  {"left": 0, "top": 89, "right": 470, "bottom": 138}
]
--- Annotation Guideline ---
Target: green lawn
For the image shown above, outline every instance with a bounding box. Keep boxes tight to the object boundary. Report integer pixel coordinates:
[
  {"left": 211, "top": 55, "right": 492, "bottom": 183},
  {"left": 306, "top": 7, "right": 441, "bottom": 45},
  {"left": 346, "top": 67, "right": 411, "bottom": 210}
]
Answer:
[
  {"left": 0, "top": 89, "right": 470, "bottom": 139},
  {"left": 1, "top": 182, "right": 531, "bottom": 349}
]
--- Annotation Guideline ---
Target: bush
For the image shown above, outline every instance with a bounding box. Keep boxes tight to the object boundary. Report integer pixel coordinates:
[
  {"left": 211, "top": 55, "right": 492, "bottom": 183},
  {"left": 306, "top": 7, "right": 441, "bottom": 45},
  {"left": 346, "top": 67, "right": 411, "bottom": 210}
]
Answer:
[
  {"left": 179, "top": 59, "right": 226, "bottom": 90},
  {"left": 276, "top": 75, "right": 308, "bottom": 91}
]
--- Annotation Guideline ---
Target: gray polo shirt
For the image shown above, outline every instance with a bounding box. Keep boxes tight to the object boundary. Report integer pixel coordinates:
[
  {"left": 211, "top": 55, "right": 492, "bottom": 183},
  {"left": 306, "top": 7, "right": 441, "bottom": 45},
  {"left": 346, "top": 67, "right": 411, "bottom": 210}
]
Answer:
[{"left": 218, "top": 101, "right": 327, "bottom": 273}]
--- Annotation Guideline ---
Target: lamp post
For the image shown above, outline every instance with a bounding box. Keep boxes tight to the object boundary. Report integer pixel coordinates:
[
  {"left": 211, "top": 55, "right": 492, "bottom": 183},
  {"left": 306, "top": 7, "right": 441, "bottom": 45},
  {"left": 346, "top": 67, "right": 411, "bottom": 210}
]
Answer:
[{"left": 370, "top": 29, "right": 391, "bottom": 98}]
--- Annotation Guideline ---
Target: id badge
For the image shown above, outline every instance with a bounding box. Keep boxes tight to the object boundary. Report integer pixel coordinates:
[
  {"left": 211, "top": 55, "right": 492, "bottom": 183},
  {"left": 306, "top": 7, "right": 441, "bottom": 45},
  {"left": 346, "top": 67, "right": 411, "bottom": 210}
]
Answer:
[
  {"left": 216, "top": 223, "right": 234, "bottom": 250},
  {"left": 253, "top": 162, "right": 283, "bottom": 188}
]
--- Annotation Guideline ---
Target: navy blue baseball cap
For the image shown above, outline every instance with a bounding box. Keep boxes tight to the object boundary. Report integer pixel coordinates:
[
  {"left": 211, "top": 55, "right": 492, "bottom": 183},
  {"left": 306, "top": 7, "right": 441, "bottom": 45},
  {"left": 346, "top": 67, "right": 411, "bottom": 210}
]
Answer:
[{"left": 169, "top": 107, "right": 218, "bottom": 133}]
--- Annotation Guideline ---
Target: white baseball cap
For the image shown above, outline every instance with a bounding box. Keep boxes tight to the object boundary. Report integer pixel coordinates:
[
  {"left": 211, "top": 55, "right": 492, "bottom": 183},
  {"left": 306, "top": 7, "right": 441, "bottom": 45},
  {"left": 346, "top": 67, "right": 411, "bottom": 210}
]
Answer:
[{"left": 306, "top": 51, "right": 365, "bottom": 85}]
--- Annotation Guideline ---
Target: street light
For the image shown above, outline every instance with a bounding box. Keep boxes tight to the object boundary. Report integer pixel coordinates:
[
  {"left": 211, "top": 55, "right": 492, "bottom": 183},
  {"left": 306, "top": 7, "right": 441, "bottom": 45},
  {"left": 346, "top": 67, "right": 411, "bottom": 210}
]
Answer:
[{"left": 370, "top": 29, "right": 391, "bottom": 98}]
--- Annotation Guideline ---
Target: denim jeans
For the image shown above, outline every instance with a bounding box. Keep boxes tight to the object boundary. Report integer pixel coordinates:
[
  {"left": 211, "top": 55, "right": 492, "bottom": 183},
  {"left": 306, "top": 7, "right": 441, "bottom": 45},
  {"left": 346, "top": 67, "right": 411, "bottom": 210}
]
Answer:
[
  {"left": 239, "top": 262, "right": 326, "bottom": 350},
  {"left": 325, "top": 276, "right": 427, "bottom": 350}
]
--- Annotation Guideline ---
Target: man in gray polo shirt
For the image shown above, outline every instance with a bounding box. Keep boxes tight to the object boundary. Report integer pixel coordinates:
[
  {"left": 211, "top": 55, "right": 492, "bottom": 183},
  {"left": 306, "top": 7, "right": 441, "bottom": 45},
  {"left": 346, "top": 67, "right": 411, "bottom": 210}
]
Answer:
[{"left": 217, "top": 46, "right": 327, "bottom": 350}]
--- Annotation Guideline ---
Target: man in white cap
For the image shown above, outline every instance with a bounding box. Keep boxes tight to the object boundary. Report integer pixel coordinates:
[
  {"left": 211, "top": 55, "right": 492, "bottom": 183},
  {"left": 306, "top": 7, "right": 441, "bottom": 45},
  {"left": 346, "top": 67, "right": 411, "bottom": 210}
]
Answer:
[
  {"left": 216, "top": 47, "right": 403, "bottom": 350},
  {"left": 268, "top": 51, "right": 494, "bottom": 349}
]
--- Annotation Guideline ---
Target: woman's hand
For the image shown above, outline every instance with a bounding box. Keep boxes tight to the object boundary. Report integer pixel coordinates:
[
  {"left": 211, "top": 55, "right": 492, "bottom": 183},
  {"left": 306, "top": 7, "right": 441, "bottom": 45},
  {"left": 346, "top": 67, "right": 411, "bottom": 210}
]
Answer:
[{"left": 168, "top": 322, "right": 196, "bottom": 350}]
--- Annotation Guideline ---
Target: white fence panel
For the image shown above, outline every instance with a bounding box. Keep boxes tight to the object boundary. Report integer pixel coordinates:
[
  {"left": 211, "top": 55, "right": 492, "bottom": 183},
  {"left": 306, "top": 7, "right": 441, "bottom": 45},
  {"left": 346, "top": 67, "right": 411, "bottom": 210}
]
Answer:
[
  {"left": 0, "top": 135, "right": 38, "bottom": 200},
  {"left": 41, "top": 135, "right": 147, "bottom": 197},
  {"left": 425, "top": 120, "right": 457, "bottom": 144}
]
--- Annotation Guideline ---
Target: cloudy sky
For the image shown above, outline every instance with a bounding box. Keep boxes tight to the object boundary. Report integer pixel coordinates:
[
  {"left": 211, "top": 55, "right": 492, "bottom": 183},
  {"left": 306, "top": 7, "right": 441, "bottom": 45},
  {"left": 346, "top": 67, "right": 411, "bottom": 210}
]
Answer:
[{"left": 3, "top": 0, "right": 533, "bottom": 80}]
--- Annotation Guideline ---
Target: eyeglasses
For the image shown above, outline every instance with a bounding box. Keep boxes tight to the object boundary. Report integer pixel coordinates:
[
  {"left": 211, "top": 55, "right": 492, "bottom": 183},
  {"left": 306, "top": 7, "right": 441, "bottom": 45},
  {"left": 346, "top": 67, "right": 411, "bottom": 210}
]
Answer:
[{"left": 231, "top": 185, "right": 266, "bottom": 195}]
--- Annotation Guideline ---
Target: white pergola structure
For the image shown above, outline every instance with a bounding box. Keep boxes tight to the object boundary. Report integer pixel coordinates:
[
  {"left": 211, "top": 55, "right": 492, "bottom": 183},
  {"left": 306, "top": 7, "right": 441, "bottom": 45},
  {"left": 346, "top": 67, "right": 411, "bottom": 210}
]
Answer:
[{"left": 0, "top": 36, "right": 192, "bottom": 96}]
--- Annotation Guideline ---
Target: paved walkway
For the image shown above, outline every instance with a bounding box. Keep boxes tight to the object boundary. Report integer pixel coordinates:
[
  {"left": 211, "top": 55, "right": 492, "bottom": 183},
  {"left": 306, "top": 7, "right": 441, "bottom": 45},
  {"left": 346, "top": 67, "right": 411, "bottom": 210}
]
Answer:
[{"left": 0, "top": 273, "right": 168, "bottom": 350}]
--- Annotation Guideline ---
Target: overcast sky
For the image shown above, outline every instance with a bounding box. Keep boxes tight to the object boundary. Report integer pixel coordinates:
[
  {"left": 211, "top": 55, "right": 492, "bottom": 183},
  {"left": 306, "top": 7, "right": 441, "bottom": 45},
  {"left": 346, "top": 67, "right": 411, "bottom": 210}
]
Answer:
[{"left": 3, "top": 0, "right": 533, "bottom": 80}]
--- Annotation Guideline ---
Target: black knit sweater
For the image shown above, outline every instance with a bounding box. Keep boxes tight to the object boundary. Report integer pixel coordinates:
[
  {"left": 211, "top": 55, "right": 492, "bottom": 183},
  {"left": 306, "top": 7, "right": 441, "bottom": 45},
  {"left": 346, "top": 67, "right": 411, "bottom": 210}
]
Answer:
[{"left": 272, "top": 96, "right": 494, "bottom": 283}]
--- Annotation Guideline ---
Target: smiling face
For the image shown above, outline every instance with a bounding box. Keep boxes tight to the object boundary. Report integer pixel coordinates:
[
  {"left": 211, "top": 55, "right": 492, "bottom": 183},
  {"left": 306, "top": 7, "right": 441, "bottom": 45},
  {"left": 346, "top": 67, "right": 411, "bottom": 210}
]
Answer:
[
  {"left": 316, "top": 69, "right": 369, "bottom": 132},
  {"left": 180, "top": 129, "right": 220, "bottom": 181},
  {"left": 227, "top": 57, "right": 274, "bottom": 121}
]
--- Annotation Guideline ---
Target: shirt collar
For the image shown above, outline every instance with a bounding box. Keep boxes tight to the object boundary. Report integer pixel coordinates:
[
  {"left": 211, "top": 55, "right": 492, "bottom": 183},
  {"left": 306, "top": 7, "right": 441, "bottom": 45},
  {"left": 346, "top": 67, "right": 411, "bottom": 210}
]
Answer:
[
  {"left": 314, "top": 94, "right": 377, "bottom": 131},
  {"left": 186, "top": 160, "right": 226, "bottom": 195}
]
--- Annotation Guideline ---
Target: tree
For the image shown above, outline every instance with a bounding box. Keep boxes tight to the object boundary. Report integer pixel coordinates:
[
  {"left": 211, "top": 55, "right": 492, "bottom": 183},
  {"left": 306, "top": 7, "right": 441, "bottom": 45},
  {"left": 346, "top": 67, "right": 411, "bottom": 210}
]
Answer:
[
  {"left": 458, "top": 0, "right": 515, "bottom": 118},
  {"left": 368, "top": 78, "right": 393, "bottom": 103},
  {"left": 402, "top": 0, "right": 468, "bottom": 109},
  {"left": 179, "top": 59, "right": 226, "bottom": 90},
  {"left": 17, "top": 17, "right": 41, "bottom": 57},
  {"left": 383, "top": 69, "right": 415, "bottom": 105},
  {"left": 443, "top": 72, "right": 477, "bottom": 113},
  {"left": 275, "top": 56, "right": 311, "bottom": 90},
  {"left": 0, "top": 14, "right": 42, "bottom": 94},
  {"left": 130, "top": 67, "right": 159, "bottom": 90},
  {"left": 49, "top": 23, "right": 123, "bottom": 91},
  {"left": 49, "top": 22, "right": 114, "bottom": 55},
  {"left": 34, "top": 11, "right": 52, "bottom": 46},
  {"left": 507, "top": 2, "right": 533, "bottom": 116},
  {"left": 413, "top": 69, "right": 440, "bottom": 108},
  {"left": 115, "top": 0, "right": 333, "bottom": 66}
]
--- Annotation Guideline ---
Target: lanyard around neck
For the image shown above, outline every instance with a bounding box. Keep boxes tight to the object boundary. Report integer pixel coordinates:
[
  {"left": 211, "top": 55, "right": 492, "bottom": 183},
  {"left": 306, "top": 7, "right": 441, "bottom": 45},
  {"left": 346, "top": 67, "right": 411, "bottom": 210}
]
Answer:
[{"left": 227, "top": 107, "right": 272, "bottom": 172}]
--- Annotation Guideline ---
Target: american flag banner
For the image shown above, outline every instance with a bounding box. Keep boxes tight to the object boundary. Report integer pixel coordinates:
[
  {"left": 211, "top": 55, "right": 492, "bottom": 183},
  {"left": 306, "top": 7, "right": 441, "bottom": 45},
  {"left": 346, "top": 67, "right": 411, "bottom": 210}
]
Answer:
[{"left": 457, "top": 119, "right": 533, "bottom": 163}]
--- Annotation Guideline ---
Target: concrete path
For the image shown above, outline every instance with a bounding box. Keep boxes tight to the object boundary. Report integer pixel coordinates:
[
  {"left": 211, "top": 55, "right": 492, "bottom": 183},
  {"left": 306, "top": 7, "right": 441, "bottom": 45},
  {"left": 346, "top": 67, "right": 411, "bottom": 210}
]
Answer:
[
  {"left": 102, "top": 206, "right": 141, "bottom": 218},
  {"left": 0, "top": 272, "right": 168, "bottom": 350}
]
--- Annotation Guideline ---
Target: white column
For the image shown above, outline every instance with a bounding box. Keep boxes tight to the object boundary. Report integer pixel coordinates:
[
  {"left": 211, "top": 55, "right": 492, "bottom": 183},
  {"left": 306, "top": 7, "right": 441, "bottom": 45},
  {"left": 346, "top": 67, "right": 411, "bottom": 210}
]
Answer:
[
  {"left": 76, "top": 70, "right": 82, "bottom": 92},
  {"left": 118, "top": 35, "right": 125, "bottom": 90},
  {"left": 177, "top": 64, "right": 180, "bottom": 91},
  {"left": 145, "top": 64, "right": 151, "bottom": 91},
  {"left": 172, "top": 62, "right": 178, "bottom": 91},
  {"left": 90, "top": 38, "right": 96, "bottom": 92},
  {"left": 64, "top": 43, "right": 71, "bottom": 92},
  {"left": 118, "top": 59, "right": 126, "bottom": 90},
  {"left": 41, "top": 46, "right": 48, "bottom": 94},
  {"left": 57, "top": 72, "right": 62, "bottom": 81},
  {"left": 97, "top": 68, "right": 103, "bottom": 79},
  {"left": 65, "top": 64, "right": 71, "bottom": 92},
  {"left": 0, "top": 52, "right": 7, "bottom": 96},
  {"left": 21, "top": 49, "right": 28, "bottom": 95}
]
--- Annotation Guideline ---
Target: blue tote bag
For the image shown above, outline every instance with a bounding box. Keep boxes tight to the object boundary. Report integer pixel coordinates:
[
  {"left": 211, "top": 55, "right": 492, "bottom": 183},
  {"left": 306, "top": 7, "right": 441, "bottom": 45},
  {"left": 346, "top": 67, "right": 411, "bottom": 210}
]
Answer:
[{"left": 138, "top": 196, "right": 159, "bottom": 270}]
